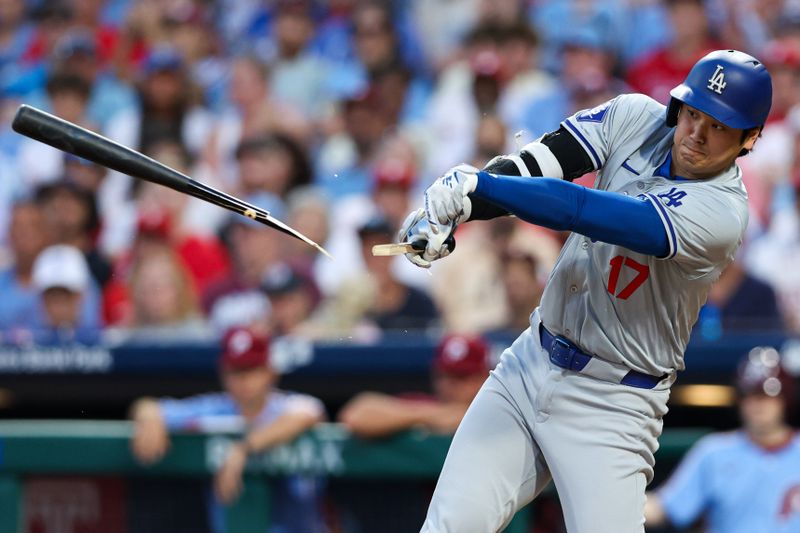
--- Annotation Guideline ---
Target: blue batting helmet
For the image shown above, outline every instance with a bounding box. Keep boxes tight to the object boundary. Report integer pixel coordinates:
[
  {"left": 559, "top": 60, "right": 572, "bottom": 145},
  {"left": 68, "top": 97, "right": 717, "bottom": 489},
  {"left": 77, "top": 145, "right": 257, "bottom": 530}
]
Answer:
[{"left": 666, "top": 49, "right": 773, "bottom": 130}]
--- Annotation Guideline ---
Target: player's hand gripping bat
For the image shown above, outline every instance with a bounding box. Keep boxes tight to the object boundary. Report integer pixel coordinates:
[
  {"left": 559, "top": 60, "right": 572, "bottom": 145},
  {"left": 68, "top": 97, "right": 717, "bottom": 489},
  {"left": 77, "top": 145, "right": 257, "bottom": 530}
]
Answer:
[{"left": 12, "top": 105, "right": 331, "bottom": 258}]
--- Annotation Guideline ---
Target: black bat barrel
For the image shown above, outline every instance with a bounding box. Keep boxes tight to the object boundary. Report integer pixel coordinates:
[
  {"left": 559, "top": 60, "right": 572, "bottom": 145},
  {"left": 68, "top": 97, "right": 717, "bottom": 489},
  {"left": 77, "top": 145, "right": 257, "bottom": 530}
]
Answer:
[{"left": 12, "top": 104, "right": 195, "bottom": 194}]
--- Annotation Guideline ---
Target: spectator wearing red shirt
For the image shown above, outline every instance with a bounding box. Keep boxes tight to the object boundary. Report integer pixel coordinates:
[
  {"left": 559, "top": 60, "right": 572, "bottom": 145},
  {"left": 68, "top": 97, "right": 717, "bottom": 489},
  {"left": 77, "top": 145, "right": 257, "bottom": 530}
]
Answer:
[{"left": 625, "top": 0, "right": 723, "bottom": 104}]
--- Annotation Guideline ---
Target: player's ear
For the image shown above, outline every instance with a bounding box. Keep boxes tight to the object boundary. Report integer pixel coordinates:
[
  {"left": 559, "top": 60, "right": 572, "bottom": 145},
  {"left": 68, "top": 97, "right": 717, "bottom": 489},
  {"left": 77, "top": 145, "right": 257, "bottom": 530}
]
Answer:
[{"left": 742, "top": 127, "right": 761, "bottom": 151}]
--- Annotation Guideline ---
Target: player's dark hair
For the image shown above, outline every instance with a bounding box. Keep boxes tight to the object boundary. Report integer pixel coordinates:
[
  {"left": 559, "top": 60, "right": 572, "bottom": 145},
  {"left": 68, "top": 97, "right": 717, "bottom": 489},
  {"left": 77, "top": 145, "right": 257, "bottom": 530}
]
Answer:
[{"left": 738, "top": 126, "right": 763, "bottom": 157}]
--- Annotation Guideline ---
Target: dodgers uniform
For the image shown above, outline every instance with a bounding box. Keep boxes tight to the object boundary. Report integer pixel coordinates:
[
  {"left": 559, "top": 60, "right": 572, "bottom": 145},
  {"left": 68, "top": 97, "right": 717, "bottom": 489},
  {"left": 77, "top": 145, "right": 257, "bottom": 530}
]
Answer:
[
  {"left": 657, "top": 431, "right": 800, "bottom": 533},
  {"left": 420, "top": 95, "right": 749, "bottom": 531}
]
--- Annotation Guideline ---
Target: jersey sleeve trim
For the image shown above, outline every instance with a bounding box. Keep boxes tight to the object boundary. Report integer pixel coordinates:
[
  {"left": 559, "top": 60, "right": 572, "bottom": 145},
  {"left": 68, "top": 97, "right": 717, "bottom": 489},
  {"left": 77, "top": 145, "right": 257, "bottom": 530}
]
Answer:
[
  {"left": 644, "top": 193, "right": 677, "bottom": 259},
  {"left": 522, "top": 141, "right": 563, "bottom": 179},
  {"left": 563, "top": 119, "right": 601, "bottom": 169},
  {"left": 506, "top": 154, "right": 531, "bottom": 177}
]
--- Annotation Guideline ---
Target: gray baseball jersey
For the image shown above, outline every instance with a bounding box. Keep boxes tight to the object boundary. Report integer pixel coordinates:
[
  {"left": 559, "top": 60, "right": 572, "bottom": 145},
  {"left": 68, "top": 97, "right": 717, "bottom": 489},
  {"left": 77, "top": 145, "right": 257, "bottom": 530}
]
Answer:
[
  {"left": 540, "top": 93, "right": 748, "bottom": 377},
  {"left": 422, "top": 58, "right": 762, "bottom": 533}
]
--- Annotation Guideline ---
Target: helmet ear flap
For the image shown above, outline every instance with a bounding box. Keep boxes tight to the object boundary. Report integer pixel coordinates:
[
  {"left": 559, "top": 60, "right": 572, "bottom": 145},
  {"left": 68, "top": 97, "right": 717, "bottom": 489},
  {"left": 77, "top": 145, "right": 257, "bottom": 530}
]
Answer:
[{"left": 666, "top": 98, "right": 681, "bottom": 127}]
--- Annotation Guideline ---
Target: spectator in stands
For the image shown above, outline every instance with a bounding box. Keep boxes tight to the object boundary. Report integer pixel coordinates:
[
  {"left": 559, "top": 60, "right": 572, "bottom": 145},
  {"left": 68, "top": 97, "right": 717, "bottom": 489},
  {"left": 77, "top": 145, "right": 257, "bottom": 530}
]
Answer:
[
  {"left": 747, "top": 174, "right": 800, "bottom": 332},
  {"left": 130, "top": 326, "right": 326, "bottom": 532},
  {"left": 371, "top": 136, "right": 418, "bottom": 233},
  {"left": 62, "top": 154, "right": 107, "bottom": 195},
  {"left": 282, "top": 186, "right": 331, "bottom": 276},
  {"left": 233, "top": 134, "right": 312, "bottom": 200},
  {"left": 716, "top": 0, "right": 800, "bottom": 54},
  {"left": 129, "top": 139, "right": 232, "bottom": 295},
  {"left": 0, "top": 0, "right": 35, "bottom": 83},
  {"left": 346, "top": 1, "right": 431, "bottom": 127},
  {"left": 527, "top": 0, "right": 627, "bottom": 75},
  {"left": 431, "top": 217, "right": 559, "bottom": 334},
  {"left": 496, "top": 248, "right": 546, "bottom": 334},
  {"left": 339, "top": 333, "right": 492, "bottom": 437},
  {"left": 204, "top": 55, "right": 311, "bottom": 188},
  {"left": 202, "top": 194, "right": 285, "bottom": 333},
  {"left": 123, "top": 244, "right": 206, "bottom": 339},
  {"left": 35, "top": 180, "right": 111, "bottom": 289},
  {"left": 470, "top": 114, "right": 507, "bottom": 169},
  {"left": 18, "top": 71, "right": 93, "bottom": 187},
  {"left": 519, "top": 26, "right": 628, "bottom": 140},
  {"left": 425, "top": 24, "right": 507, "bottom": 175},
  {"left": 105, "top": 44, "right": 213, "bottom": 158},
  {"left": 625, "top": 0, "right": 722, "bottom": 104},
  {"left": 268, "top": 0, "right": 337, "bottom": 122},
  {"left": 261, "top": 263, "right": 320, "bottom": 338},
  {"left": 695, "top": 257, "right": 784, "bottom": 338},
  {"left": 354, "top": 214, "right": 438, "bottom": 332},
  {"left": 30, "top": 244, "right": 100, "bottom": 345},
  {"left": 158, "top": 1, "right": 228, "bottom": 111},
  {"left": 48, "top": 30, "right": 137, "bottom": 130},
  {"left": 410, "top": 0, "right": 482, "bottom": 73},
  {"left": 315, "top": 85, "right": 390, "bottom": 200},
  {"left": 301, "top": 214, "right": 438, "bottom": 340},
  {"left": 18, "top": 2, "right": 73, "bottom": 73},
  {"left": 0, "top": 200, "right": 50, "bottom": 338},
  {"left": 645, "top": 346, "right": 800, "bottom": 532},
  {"left": 426, "top": 22, "right": 558, "bottom": 174},
  {"left": 352, "top": 1, "right": 407, "bottom": 79},
  {"left": 743, "top": 40, "right": 800, "bottom": 226}
]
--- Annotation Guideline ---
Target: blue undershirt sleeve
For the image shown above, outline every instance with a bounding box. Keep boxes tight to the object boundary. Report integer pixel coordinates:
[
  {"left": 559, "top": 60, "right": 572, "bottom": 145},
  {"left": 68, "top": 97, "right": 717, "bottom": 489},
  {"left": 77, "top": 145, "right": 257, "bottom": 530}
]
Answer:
[{"left": 471, "top": 172, "right": 669, "bottom": 257}]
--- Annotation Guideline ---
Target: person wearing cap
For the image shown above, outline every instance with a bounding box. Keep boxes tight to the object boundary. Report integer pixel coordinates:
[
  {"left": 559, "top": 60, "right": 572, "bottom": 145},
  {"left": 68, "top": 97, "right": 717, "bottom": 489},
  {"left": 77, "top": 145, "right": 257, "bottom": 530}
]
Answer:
[
  {"left": 48, "top": 30, "right": 137, "bottom": 130},
  {"left": 30, "top": 244, "right": 101, "bottom": 345},
  {"left": 371, "top": 134, "right": 419, "bottom": 233},
  {"left": 321, "top": 213, "right": 437, "bottom": 337},
  {"left": 645, "top": 347, "right": 800, "bottom": 532},
  {"left": 338, "top": 334, "right": 492, "bottom": 438},
  {"left": 261, "top": 262, "right": 319, "bottom": 337},
  {"left": 130, "top": 326, "right": 326, "bottom": 531}
]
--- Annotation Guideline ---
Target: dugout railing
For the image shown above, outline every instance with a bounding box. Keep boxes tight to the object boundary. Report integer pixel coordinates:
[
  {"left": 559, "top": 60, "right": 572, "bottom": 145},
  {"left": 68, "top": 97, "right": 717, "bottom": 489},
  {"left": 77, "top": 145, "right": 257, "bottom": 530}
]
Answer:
[{"left": 0, "top": 421, "right": 709, "bottom": 533}]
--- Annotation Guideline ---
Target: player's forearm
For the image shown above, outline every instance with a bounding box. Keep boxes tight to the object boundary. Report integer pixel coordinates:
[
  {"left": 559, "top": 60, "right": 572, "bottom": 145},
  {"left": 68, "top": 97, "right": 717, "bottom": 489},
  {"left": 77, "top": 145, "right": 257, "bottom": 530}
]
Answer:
[
  {"left": 242, "top": 411, "right": 322, "bottom": 452},
  {"left": 130, "top": 397, "right": 163, "bottom": 421},
  {"left": 471, "top": 172, "right": 669, "bottom": 257},
  {"left": 643, "top": 493, "right": 668, "bottom": 526},
  {"left": 339, "top": 395, "right": 432, "bottom": 438}
]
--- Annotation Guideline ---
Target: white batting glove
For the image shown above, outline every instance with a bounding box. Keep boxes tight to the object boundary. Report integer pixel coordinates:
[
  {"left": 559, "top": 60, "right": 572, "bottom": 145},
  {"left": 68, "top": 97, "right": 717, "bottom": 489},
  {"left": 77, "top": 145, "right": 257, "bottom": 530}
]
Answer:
[
  {"left": 398, "top": 208, "right": 456, "bottom": 268},
  {"left": 424, "top": 164, "right": 479, "bottom": 227}
]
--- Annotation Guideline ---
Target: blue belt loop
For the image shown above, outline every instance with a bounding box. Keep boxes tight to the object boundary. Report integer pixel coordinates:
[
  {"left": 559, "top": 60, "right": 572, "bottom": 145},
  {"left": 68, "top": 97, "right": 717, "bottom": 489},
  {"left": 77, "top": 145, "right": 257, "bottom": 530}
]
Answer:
[{"left": 539, "top": 324, "right": 664, "bottom": 389}]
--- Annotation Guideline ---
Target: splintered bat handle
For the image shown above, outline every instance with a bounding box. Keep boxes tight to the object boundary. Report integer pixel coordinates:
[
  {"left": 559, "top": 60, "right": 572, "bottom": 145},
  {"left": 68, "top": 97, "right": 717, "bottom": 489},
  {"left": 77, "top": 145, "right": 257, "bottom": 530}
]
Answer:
[{"left": 371, "top": 242, "right": 424, "bottom": 256}]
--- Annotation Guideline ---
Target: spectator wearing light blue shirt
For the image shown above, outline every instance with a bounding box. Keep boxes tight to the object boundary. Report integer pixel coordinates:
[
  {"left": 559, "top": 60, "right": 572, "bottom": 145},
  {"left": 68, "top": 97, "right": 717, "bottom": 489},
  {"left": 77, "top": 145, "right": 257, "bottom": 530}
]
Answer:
[
  {"left": 645, "top": 347, "right": 800, "bottom": 533},
  {"left": 0, "top": 200, "right": 49, "bottom": 341}
]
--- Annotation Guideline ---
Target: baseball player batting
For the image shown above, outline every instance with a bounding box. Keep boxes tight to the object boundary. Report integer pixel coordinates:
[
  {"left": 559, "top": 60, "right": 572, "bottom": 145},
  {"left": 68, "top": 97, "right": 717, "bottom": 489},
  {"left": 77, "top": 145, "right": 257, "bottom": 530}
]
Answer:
[{"left": 398, "top": 49, "right": 773, "bottom": 532}]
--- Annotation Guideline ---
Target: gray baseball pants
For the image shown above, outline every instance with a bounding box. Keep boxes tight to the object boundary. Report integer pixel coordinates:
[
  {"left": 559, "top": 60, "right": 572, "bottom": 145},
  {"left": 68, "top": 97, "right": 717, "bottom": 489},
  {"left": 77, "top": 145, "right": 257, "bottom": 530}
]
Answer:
[{"left": 421, "top": 311, "right": 670, "bottom": 532}]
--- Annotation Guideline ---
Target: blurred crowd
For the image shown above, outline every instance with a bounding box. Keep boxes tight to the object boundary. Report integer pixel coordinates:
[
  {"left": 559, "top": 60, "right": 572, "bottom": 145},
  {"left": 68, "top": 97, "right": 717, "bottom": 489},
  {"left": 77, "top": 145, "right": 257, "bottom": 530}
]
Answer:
[{"left": 1, "top": 0, "right": 800, "bottom": 346}]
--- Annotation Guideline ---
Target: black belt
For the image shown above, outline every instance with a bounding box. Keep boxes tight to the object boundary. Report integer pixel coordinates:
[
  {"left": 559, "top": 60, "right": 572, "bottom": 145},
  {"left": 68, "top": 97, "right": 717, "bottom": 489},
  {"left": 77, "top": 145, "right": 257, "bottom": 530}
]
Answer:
[{"left": 539, "top": 325, "right": 666, "bottom": 389}]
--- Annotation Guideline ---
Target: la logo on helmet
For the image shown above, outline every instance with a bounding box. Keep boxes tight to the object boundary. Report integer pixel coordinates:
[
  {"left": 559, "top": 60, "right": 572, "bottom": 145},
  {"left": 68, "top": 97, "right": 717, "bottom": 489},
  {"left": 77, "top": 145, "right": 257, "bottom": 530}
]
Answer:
[{"left": 707, "top": 65, "right": 727, "bottom": 94}]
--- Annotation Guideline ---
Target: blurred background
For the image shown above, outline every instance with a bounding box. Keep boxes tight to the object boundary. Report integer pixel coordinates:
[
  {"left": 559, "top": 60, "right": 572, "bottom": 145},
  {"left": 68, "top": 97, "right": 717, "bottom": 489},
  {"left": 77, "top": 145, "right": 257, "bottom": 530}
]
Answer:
[{"left": 0, "top": 0, "right": 798, "bottom": 532}]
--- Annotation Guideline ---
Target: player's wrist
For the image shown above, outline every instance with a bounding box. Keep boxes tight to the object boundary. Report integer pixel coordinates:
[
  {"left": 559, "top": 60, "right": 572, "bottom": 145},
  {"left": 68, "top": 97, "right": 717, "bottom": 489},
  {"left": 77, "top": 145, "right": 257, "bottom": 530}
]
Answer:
[{"left": 234, "top": 436, "right": 255, "bottom": 456}]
